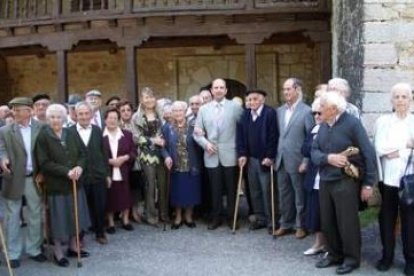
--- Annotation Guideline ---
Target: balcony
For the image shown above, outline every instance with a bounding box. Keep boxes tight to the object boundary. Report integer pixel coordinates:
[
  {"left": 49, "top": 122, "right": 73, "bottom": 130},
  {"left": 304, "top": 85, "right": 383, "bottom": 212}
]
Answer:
[{"left": 0, "top": 0, "right": 327, "bottom": 28}]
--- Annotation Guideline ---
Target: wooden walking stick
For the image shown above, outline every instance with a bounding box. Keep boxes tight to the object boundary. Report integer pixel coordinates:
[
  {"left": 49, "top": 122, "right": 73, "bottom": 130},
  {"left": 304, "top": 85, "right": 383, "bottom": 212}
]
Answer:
[
  {"left": 72, "top": 179, "right": 82, "bottom": 268},
  {"left": 270, "top": 165, "right": 276, "bottom": 239},
  {"left": 0, "top": 221, "right": 14, "bottom": 276},
  {"left": 232, "top": 166, "right": 243, "bottom": 234}
]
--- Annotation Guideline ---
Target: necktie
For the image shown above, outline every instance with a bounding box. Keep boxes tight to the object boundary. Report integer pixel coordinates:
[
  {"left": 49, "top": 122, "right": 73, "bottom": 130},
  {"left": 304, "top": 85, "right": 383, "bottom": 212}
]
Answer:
[
  {"left": 252, "top": 110, "right": 258, "bottom": 122},
  {"left": 216, "top": 103, "right": 224, "bottom": 133}
]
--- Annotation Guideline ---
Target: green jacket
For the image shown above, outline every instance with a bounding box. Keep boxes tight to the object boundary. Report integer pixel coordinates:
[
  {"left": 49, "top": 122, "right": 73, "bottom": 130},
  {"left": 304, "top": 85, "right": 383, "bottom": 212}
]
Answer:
[{"left": 35, "top": 126, "right": 86, "bottom": 195}]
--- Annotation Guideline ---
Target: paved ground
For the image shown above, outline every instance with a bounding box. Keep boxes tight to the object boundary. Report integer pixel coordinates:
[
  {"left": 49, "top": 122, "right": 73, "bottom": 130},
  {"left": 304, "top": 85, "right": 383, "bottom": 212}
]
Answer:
[{"left": 0, "top": 199, "right": 405, "bottom": 276}]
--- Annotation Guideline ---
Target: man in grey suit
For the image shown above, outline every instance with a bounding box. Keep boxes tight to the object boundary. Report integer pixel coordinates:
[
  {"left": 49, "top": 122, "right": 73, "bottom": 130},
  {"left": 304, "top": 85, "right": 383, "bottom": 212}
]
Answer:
[
  {"left": 0, "top": 97, "right": 46, "bottom": 268},
  {"left": 194, "top": 78, "right": 243, "bottom": 230},
  {"left": 274, "top": 78, "right": 313, "bottom": 239}
]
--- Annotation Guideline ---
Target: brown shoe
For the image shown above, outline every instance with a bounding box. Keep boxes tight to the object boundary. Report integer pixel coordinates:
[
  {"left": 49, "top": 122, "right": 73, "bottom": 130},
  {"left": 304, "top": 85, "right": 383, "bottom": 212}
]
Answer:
[
  {"left": 274, "top": 228, "right": 293, "bottom": 237},
  {"left": 96, "top": 236, "right": 108, "bottom": 245},
  {"left": 295, "top": 228, "right": 307, "bottom": 239}
]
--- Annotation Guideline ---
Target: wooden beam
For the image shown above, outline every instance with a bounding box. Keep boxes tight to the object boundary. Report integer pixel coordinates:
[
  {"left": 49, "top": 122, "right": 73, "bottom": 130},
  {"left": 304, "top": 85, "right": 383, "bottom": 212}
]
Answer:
[
  {"left": 125, "top": 45, "right": 138, "bottom": 106},
  {"left": 319, "top": 41, "right": 331, "bottom": 82},
  {"left": 245, "top": 43, "right": 257, "bottom": 90},
  {"left": 124, "top": 0, "right": 132, "bottom": 14},
  {"left": 56, "top": 49, "right": 68, "bottom": 103}
]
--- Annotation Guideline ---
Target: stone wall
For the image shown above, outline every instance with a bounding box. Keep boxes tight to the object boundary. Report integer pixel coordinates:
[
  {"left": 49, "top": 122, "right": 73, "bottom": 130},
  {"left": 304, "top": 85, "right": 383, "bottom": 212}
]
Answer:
[
  {"left": 1, "top": 43, "right": 321, "bottom": 106},
  {"left": 0, "top": 57, "right": 12, "bottom": 100},
  {"left": 362, "top": 0, "right": 414, "bottom": 133}
]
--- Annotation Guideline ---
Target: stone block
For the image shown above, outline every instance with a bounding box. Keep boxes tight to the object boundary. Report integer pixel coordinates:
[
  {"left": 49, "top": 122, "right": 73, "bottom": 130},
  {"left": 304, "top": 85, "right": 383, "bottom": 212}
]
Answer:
[
  {"left": 361, "top": 112, "right": 385, "bottom": 137},
  {"left": 361, "top": 91, "right": 392, "bottom": 113},
  {"left": 14, "top": 27, "right": 31, "bottom": 36},
  {"left": 363, "top": 22, "right": 394, "bottom": 43},
  {"left": 364, "top": 44, "right": 398, "bottom": 65},
  {"left": 363, "top": 68, "right": 414, "bottom": 92},
  {"left": 37, "top": 25, "right": 55, "bottom": 34},
  {"left": 364, "top": 3, "right": 399, "bottom": 21}
]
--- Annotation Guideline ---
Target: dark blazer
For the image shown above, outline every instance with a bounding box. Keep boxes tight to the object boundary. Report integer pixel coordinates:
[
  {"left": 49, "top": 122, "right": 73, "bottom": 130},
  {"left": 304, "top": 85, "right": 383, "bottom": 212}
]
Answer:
[
  {"left": 301, "top": 125, "right": 318, "bottom": 192},
  {"left": 35, "top": 126, "right": 86, "bottom": 195},
  {"left": 0, "top": 119, "right": 43, "bottom": 200},
  {"left": 102, "top": 129, "right": 136, "bottom": 183},
  {"left": 236, "top": 104, "right": 278, "bottom": 165},
  {"left": 161, "top": 123, "right": 202, "bottom": 175},
  {"left": 69, "top": 124, "right": 110, "bottom": 184}
]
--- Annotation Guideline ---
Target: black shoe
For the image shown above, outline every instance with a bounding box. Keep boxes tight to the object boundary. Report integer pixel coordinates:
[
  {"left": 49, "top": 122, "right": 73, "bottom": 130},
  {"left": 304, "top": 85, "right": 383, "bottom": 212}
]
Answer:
[
  {"left": 30, "top": 253, "right": 47, "bottom": 262},
  {"left": 316, "top": 254, "right": 342, "bottom": 268},
  {"left": 122, "top": 223, "right": 134, "bottom": 231},
  {"left": 53, "top": 255, "right": 69, "bottom": 267},
  {"left": 249, "top": 221, "right": 266, "bottom": 230},
  {"left": 10, "top": 259, "right": 20, "bottom": 268},
  {"left": 67, "top": 249, "right": 90, "bottom": 258},
  {"left": 171, "top": 221, "right": 183, "bottom": 230},
  {"left": 336, "top": 264, "right": 358, "bottom": 275},
  {"left": 106, "top": 226, "right": 116, "bottom": 234},
  {"left": 184, "top": 221, "right": 196, "bottom": 228},
  {"left": 208, "top": 219, "right": 222, "bottom": 230},
  {"left": 376, "top": 260, "right": 392, "bottom": 272}
]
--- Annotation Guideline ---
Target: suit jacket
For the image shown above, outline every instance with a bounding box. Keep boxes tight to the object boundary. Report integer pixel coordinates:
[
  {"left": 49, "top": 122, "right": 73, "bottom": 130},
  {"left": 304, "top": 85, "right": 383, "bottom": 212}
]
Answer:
[
  {"left": 236, "top": 104, "right": 278, "bottom": 163},
  {"left": 275, "top": 101, "right": 313, "bottom": 173},
  {"left": 193, "top": 99, "right": 243, "bottom": 168},
  {"left": 69, "top": 124, "right": 110, "bottom": 184},
  {"left": 102, "top": 129, "right": 136, "bottom": 183},
  {"left": 0, "top": 119, "right": 42, "bottom": 200}
]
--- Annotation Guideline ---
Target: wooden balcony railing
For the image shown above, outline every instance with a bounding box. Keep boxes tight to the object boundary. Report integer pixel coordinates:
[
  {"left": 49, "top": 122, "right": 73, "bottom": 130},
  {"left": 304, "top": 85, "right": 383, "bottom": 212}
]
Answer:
[{"left": 0, "top": 0, "right": 326, "bottom": 24}]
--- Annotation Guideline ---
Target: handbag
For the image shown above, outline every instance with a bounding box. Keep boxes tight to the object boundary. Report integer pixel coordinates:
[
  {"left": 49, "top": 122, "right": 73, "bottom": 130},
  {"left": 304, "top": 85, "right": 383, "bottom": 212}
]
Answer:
[{"left": 399, "top": 149, "right": 414, "bottom": 206}]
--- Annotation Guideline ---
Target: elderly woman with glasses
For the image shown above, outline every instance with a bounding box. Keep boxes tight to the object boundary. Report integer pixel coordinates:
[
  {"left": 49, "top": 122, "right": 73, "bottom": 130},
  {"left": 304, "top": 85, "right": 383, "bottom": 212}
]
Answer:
[
  {"left": 35, "top": 104, "right": 90, "bottom": 267},
  {"left": 162, "top": 101, "right": 202, "bottom": 229},
  {"left": 301, "top": 97, "right": 326, "bottom": 256},
  {"left": 374, "top": 83, "right": 414, "bottom": 274}
]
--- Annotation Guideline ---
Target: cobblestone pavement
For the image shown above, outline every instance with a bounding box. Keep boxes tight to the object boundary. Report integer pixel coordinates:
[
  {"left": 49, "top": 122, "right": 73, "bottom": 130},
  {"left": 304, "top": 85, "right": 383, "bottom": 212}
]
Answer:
[{"left": 0, "top": 198, "right": 404, "bottom": 276}]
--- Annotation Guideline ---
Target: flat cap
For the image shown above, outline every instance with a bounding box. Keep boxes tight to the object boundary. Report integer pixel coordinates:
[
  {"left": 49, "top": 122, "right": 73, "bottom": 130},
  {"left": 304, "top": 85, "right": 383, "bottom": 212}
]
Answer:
[
  {"left": 9, "top": 97, "right": 33, "bottom": 107},
  {"left": 32, "top": 93, "right": 50, "bottom": 103},
  {"left": 245, "top": 89, "right": 267, "bottom": 97},
  {"left": 85, "top": 89, "right": 102, "bottom": 97},
  {"left": 67, "top": 94, "right": 83, "bottom": 107}
]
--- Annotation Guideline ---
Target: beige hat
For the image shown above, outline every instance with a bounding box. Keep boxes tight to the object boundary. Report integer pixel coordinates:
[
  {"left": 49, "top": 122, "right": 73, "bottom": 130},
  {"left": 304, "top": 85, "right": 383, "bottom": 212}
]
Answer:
[
  {"left": 85, "top": 90, "right": 102, "bottom": 97},
  {"left": 8, "top": 97, "right": 33, "bottom": 107}
]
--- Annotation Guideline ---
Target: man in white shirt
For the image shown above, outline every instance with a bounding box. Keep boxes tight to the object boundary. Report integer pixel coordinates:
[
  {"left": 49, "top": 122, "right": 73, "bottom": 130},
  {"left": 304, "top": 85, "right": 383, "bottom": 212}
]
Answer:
[{"left": 85, "top": 89, "right": 104, "bottom": 129}]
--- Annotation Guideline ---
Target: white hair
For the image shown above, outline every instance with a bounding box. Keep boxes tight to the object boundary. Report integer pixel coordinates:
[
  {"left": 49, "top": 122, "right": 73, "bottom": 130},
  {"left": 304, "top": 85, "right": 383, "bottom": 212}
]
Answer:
[
  {"left": 321, "top": 91, "right": 347, "bottom": 113},
  {"left": 172, "top": 101, "right": 188, "bottom": 111},
  {"left": 328, "top": 78, "right": 351, "bottom": 98},
  {"left": 390, "top": 82, "right": 412, "bottom": 99},
  {"left": 75, "top": 101, "right": 93, "bottom": 113},
  {"left": 46, "top": 104, "right": 68, "bottom": 124},
  {"left": 311, "top": 97, "right": 321, "bottom": 112}
]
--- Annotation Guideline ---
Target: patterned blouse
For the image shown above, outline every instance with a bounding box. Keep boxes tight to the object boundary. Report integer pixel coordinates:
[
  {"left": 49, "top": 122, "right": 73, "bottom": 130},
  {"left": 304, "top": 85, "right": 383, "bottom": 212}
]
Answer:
[{"left": 174, "top": 124, "right": 189, "bottom": 172}]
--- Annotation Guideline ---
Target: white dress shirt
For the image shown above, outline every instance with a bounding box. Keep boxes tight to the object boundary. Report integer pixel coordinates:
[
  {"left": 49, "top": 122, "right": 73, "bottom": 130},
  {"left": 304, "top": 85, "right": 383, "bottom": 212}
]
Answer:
[
  {"left": 103, "top": 127, "right": 124, "bottom": 181},
  {"left": 76, "top": 123, "right": 92, "bottom": 146}
]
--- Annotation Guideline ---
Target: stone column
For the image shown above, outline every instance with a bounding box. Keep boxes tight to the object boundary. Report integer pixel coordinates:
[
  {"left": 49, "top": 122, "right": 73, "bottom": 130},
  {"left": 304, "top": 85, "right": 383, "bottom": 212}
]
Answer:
[
  {"left": 125, "top": 45, "right": 138, "bottom": 106},
  {"left": 56, "top": 49, "right": 68, "bottom": 103}
]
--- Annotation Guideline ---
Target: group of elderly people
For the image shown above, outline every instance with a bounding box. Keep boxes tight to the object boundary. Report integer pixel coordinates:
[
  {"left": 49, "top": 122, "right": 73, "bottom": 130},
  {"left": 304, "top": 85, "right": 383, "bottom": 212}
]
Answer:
[{"left": 0, "top": 77, "right": 413, "bottom": 276}]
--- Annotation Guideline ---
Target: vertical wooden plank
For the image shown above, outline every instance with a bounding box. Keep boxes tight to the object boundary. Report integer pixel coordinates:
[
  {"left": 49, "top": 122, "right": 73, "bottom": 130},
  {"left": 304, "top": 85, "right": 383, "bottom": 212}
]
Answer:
[
  {"left": 5, "top": 0, "right": 9, "bottom": 19},
  {"left": 124, "top": 0, "right": 132, "bottom": 14},
  {"left": 125, "top": 45, "right": 138, "bottom": 106},
  {"left": 13, "top": 0, "right": 18, "bottom": 18},
  {"left": 245, "top": 43, "right": 257, "bottom": 90},
  {"left": 56, "top": 50, "right": 68, "bottom": 103},
  {"left": 53, "top": 0, "right": 61, "bottom": 16}
]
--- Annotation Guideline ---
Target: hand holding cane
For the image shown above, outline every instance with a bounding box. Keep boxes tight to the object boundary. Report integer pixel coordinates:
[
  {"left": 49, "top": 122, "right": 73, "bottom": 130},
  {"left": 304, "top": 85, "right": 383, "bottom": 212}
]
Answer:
[
  {"left": 270, "top": 165, "right": 276, "bottom": 239},
  {"left": 72, "top": 179, "right": 82, "bottom": 268},
  {"left": 232, "top": 165, "right": 244, "bottom": 234},
  {"left": 0, "top": 221, "right": 14, "bottom": 276}
]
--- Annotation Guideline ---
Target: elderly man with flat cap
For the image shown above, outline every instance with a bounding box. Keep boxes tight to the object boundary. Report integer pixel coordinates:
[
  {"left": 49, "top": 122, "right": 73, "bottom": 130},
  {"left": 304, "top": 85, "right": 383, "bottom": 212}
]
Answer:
[
  {"left": 0, "top": 97, "right": 46, "bottom": 268},
  {"left": 85, "top": 89, "right": 105, "bottom": 129},
  {"left": 237, "top": 89, "right": 278, "bottom": 231}
]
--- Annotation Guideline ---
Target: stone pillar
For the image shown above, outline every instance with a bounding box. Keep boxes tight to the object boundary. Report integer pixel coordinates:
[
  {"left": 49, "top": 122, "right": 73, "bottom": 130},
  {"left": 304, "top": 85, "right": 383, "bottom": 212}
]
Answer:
[
  {"left": 56, "top": 49, "right": 68, "bottom": 103},
  {"left": 245, "top": 43, "right": 257, "bottom": 90},
  {"left": 125, "top": 45, "right": 138, "bottom": 106}
]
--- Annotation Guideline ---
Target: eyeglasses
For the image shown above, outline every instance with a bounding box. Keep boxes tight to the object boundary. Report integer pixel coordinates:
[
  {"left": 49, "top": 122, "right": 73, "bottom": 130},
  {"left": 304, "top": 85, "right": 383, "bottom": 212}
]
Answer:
[{"left": 312, "top": 111, "right": 322, "bottom": 116}]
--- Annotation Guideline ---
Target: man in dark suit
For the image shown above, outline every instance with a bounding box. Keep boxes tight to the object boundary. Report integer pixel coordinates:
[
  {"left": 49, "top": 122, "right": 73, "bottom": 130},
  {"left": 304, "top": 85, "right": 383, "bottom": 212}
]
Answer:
[
  {"left": 0, "top": 97, "right": 47, "bottom": 268},
  {"left": 237, "top": 89, "right": 278, "bottom": 231},
  {"left": 69, "top": 101, "right": 110, "bottom": 245},
  {"left": 274, "top": 78, "right": 313, "bottom": 239}
]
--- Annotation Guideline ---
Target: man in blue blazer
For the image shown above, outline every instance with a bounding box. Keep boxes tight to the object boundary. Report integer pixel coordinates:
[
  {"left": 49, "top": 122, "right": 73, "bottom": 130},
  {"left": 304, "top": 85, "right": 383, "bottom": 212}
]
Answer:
[
  {"left": 237, "top": 89, "right": 278, "bottom": 231},
  {"left": 194, "top": 78, "right": 243, "bottom": 230},
  {"left": 274, "top": 78, "right": 313, "bottom": 239}
]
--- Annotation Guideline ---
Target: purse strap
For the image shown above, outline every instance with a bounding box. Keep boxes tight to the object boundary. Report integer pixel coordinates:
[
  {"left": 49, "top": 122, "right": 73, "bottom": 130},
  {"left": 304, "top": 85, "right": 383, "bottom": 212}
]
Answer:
[{"left": 404, "top": 149, "right": 414, "bottom": 175}]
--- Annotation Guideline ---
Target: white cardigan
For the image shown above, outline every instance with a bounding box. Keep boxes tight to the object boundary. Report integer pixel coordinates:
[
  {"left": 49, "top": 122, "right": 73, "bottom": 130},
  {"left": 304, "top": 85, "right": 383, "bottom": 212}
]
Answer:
[{"left": 374, "top": 113, "right": 414, "bottom": 187}]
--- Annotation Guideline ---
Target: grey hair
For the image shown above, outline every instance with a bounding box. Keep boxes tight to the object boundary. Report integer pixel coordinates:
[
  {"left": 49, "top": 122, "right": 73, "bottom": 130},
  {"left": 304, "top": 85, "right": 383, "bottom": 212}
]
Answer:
[
  {"left": 189, "top": 95, "right": 203, "bottom": 104},
  {"left": 321, "top": 91, "right": 347, "bottom": 113},
  {"left": 172, "top": 100, "right": 188, "bottom": 111},
  {"left": 311, "top": 97, "right": 321, "bottom": 112},
  {"left": 328, "top": 78, "right": 351, "bottom": 97},
  {"left": 46, "top": 104, "right": 68, "bottom": 124},
  {"left": 390, "top": 82, "right": 413, "bottom": 100},
  {"left": 74, "top": 101, "right": 93, "bottom": 113}
]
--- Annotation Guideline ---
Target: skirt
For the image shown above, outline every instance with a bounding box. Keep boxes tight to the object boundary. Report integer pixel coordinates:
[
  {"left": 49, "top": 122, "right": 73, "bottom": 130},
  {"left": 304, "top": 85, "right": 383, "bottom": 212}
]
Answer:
[
  {"left": 170, "top": 172, "right": 201, "bottom": 208},
  {"left": 304, "top": 188, "right": 321, "bottom": 232},
  {"left": 48, "top": 187, "right": 91, "bottom": 241},
  {"left": 106, "top": 180, "right": 133, "bottom": 212}
]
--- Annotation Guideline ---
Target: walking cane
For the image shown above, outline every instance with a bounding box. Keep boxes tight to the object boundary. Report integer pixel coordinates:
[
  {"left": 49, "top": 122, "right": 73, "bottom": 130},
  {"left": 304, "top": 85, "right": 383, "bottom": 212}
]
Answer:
[
  {"left": 163, "top": 169, "right": 171, "bottom": 232},
  {"left": 37, "top": 178, "right": 51, "bottom": 260},
  {"left": 72, "top": 179, "right": 82, "bottom": 268},
  {"left": 232, "top": 166, "right": 243, "bottom": 234},
  {"left": 0, "top": 221, "right": 13, "bottom": 276},
  {"left": 270, "top": 165, "right": 276, "bottom": 239}
]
